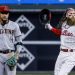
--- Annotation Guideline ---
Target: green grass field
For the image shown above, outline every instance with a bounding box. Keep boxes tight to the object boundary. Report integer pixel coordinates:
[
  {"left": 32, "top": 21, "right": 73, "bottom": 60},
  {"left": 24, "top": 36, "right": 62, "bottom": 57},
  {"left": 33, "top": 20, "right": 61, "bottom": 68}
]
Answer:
[{"left": 16, "top": 71, "right": 75, "bottom": 75}]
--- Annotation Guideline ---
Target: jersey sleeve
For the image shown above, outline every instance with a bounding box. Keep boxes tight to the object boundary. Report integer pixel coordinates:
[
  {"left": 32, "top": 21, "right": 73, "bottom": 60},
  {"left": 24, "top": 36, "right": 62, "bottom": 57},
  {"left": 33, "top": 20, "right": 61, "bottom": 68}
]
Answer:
[
  {"left": 14, "top": 23, "right": 22, "bottom": 53},
  {"left": 51, "top": 27, "right": 61, "bottom": 36},
  {"left": 14, "top": 23, "right": 22, "bottom": 37}
]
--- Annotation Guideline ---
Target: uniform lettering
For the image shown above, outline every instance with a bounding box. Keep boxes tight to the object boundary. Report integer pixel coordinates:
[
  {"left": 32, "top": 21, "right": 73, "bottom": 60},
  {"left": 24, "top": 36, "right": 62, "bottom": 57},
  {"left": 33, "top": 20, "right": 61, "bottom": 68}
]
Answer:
[
  {"left": 0, "top": 29, "right": 14, "bottom": 34},
  {"left": 61, "top": 30, "right": 73, "bottom": 36}
]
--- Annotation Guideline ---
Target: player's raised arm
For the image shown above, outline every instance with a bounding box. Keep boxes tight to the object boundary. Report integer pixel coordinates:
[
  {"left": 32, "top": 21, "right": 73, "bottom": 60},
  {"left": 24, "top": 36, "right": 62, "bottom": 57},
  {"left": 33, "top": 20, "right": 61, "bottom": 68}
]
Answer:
[
  {"left": 45, "top": 23, "right": 61, "bottom": 36},
  {"left": 39, "top": 9, "right": 61, "bottom": 36}
]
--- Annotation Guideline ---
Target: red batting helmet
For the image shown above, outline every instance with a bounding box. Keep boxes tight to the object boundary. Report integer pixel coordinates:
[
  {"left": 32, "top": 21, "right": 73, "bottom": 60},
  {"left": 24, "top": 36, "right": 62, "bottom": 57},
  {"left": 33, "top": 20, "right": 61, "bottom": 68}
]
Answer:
[{"left": 0, "top": 5, "right": 9, "bottom": 12}]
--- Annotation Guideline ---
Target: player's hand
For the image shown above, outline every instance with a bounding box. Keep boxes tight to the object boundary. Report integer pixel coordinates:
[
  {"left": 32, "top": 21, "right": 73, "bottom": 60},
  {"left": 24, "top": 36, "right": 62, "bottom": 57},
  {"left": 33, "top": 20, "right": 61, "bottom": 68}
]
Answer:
[
  {"left": 45, "top": 22, "right": 53, "bottom": 30},
  {"left": 7, "top": 52, "right": 15, "bottom": 59}
]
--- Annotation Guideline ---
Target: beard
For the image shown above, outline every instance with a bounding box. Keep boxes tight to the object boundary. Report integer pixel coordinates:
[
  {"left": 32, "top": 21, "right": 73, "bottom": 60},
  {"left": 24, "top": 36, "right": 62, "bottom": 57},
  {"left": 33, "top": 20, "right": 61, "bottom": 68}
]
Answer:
[
  {"left": 0, "top": 18, "right": 9, "bottom": 25},
  {"left": 67, "top": 17, "right": 75, "bottom": 26}
]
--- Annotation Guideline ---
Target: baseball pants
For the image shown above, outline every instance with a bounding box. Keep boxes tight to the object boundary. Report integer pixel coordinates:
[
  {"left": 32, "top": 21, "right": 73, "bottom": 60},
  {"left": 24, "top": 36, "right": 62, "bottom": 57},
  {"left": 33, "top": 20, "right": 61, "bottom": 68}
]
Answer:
[
  {"left": 54, "top": 51, "right": 75, "bottom": 75},
  {"left": 0, "top": 53, "right": 16, "bottom": 75}
]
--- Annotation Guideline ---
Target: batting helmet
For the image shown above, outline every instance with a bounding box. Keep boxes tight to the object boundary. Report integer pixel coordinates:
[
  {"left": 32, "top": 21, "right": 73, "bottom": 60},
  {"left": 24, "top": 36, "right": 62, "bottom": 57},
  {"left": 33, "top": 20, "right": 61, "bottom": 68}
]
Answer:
[
  {"left": 0, "top": 5, "right": 10, "bottom": 12},
  {"left": 39, "top": 9, "right": 51, "bottom": 25}
]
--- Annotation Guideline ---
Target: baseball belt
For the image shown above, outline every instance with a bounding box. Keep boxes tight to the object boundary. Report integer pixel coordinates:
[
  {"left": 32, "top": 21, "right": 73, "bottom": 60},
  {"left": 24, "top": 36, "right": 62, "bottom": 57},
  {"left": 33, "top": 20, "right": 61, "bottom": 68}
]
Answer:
[
  {"left": 0, "top": 50, "right": 15, "bottom": 54},
  {"left": 61, "top": 49, "right": 73, "bottom": 52}
]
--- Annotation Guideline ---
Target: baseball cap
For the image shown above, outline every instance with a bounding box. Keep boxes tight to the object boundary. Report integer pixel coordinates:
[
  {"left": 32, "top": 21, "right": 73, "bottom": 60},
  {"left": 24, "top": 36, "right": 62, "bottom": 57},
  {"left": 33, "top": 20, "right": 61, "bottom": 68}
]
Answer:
[{"left": 0, "top": 5, "right": 10, "bottom": 13}]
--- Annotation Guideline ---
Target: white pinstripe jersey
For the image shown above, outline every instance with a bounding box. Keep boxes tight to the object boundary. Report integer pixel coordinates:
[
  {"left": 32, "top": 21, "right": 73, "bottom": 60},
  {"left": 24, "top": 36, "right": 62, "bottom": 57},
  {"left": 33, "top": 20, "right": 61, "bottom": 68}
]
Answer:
[
  {"left": 0, "top": 20, "right": 21, "bottom": 50},
  {"left": 61, "top": 21, "right": 75, "bottom": 49}
]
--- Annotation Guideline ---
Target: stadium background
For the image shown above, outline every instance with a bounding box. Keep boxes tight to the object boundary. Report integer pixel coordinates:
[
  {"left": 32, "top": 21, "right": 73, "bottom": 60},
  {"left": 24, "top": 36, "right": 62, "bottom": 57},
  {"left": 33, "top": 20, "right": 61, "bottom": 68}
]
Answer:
[{"left": 1, "top": 0, "right": 75, "bottom": 75}]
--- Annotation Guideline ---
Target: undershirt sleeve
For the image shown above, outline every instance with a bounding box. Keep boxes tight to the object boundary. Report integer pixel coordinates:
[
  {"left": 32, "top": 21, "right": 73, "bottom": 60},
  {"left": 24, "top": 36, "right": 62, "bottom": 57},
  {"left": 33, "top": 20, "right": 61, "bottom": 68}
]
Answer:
[{"left": 51, "top": 28, "right": 61, "bottom": 36}]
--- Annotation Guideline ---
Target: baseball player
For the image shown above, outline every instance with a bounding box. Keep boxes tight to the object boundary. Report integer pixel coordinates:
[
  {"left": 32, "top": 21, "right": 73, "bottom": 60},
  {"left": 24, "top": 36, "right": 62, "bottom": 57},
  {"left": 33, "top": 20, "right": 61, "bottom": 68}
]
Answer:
[
  {"left": 45, "top": 8, "right": 75, "bottom": 75},
  {"left": 0, "top": 6, "right": 22, "bottom": 75}
]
